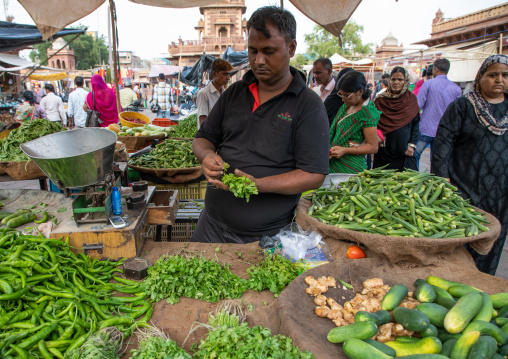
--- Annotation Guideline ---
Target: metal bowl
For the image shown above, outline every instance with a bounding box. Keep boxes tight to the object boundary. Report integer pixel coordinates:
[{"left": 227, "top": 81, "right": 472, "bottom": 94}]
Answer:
[{"left": 20, "top": 128, "right": 117, "bottom": 188}]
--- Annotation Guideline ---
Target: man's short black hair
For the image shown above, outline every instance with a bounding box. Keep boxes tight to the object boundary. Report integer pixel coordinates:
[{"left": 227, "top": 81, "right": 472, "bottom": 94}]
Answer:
[
  {"left": 158, "top": 73, "right": 165, "bottom": 80},
  {"left": 75, "top": 76, "right": 84, "bottom": 87},
  {"left": 382, "top": 79, "right": 389, "bottom": 87},
  {"left": 45, "top": 83, "right": 54, "bottom": 92},
  {"left": 247, "top": 6, "right": 296, "bottom": 43},
  {"left": 381, "top": 73, "right": 390, "bottom": 79},
  {"left": 313, "top": 57, "right": 332, "bottom": 70},
  {"left": 434, "top": 58, "right": 451, "bottom": 74}
]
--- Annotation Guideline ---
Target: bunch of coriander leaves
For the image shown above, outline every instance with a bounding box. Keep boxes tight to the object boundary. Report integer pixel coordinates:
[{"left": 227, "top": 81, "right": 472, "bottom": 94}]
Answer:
[
  {"left": 130, "top": 336, "right": 191, "bottom": 359},
  {"left": 246, "top": 253, "right": 301, "bottom": 297},
  {"left": 221, "top": 162, "right": 258, "bottom": 202},
  {"left": 140, "top": 252, "right": 248, "bottom": 304},
  {"left": 193, "top": 305, "right": 314, "bottom": 359}
]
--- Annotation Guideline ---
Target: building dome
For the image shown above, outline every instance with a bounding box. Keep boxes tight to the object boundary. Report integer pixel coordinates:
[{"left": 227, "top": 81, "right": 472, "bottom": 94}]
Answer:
[
  {"left": 381, "top": 31, "right": 398, "bottom": 47},
  {"left": 52, "top": 37, "right": 68, "bottom": 50}
]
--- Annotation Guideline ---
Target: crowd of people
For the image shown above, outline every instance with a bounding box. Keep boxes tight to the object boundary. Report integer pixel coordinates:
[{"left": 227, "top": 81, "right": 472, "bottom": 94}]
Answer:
[
  {"left": 10, "top": 5, "right": 507, "bottom": 276},
  {"left": 190, "top": 6, "right": 508, "bottom": 277}
]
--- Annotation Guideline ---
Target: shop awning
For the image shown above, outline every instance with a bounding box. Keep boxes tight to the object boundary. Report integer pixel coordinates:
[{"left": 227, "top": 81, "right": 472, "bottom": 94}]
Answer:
[
  {"left": 18, "top": 0, "right": 361, "bottom": 39},
  {"left": 29, "top": 72, "right": 69, "bottom": 81},
  {"left": 0, "top": 53, "right": 36, "bottom": 71},
  {"left": 148, "top": 65, "right": 183, "bottom": 78},
  {"left": 0, "top": 20, "right": 86, "bottom": 52}
]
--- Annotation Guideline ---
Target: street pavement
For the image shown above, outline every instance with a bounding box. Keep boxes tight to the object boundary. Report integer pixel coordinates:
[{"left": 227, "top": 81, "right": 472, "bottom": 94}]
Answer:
[{"left": 1, "top": 137, "right": 507, "bottom": 279}]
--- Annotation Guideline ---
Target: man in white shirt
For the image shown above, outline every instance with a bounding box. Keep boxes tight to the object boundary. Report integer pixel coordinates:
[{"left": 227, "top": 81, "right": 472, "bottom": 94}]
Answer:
[
  {"left": 196, "top": 59, "right": 233, "bottom": 129},
  {"left": 67, "top": 76, "right": 88, "bottom": 128},
  {"left": 312, "top": 57, "right": 335, "bottom": 102},
  {"left": 39, "top": 84, "right": 66, "bottom": 125}
]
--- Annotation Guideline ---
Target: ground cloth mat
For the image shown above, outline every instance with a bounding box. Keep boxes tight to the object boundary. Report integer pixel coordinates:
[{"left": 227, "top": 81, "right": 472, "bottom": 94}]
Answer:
[
  {"left": 254, "top": 255, "right": 508, "bottom": 359},
  {"left": 296, "top": 198, "right": 501, "bottom": 266},
  {"left": 120, "top": 235, "right": 508, "bottom": 358}
]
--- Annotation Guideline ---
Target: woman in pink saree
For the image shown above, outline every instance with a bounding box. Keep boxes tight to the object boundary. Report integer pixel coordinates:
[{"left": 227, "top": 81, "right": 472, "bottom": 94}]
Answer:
[
  {"left": 413, "top": 79, "right": 424, "bottom": 96},
  {"left": 83, "top": 75, "right": 120, "bottom": 127}
]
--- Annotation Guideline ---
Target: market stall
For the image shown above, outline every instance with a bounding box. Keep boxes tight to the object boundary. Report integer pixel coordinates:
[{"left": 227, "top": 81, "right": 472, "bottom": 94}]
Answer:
[{"left": 5, "top": 1, "right": 508, "bottom": 359}]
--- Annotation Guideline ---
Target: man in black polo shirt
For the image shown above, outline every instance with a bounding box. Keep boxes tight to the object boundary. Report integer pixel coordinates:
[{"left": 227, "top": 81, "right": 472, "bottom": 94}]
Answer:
[{"left": 191, "top": 6, "right": 329, "bottom": 244}]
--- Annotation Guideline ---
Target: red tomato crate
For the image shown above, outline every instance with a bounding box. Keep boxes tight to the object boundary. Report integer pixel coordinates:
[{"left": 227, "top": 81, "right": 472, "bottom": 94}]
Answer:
[{"left": 153, "top": 118, "right": 178, "bottom": 127}]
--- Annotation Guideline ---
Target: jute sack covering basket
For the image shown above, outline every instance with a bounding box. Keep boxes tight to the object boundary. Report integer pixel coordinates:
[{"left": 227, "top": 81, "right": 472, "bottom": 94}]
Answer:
[
  {"left": 0, "top": 161, "right": 45, "bottom": 180},
  {"left": 253, "top": 253, "right": 508, "bottom": 359},
  {"left": 128, "top": 164, "right": 202, "bottom": 183},
  {"left": 296, "top": 198, "right": 501, "bottom": 266},
  {"left": 116, "top": 134, "right": 166, "bottom": 151}
]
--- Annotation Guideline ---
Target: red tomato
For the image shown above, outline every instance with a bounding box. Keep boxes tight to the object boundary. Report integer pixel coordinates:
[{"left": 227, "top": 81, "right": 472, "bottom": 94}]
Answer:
[{"left": 347, "top": 245, "right": 366, "bottom": 259}]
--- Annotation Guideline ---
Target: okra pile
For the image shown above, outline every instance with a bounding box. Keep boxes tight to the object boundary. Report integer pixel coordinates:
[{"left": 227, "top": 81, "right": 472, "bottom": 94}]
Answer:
[
  {"left": 306, "top": 168, "right": 489, "bottom": 238},
  {"left": 0, "top": 229, "right": 152, "bottom": 358},
  {"left": 129, "top": 139, "right": 200, "bottom": 169}
]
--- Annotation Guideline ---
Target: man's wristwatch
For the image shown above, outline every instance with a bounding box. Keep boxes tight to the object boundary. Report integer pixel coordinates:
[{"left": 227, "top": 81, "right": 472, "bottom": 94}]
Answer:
[{"left": 408, "top": 144, "right": 416, "bottom": 149}]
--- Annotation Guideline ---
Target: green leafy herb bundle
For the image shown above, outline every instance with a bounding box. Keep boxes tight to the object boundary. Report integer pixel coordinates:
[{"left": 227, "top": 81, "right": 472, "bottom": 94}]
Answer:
[
  {"left": 247, "top": 254, "right": 301, "bottom": 296},
  {"left": 65, "top": 327, "right": 123, "bottom": 359},
  {"left": 130, "top": 336, "right": 191, "bottom": 359},
  {"left": 221, "top": 163, "right": 259, "bottom": 202},
  {"left": 0, "top": 118, "right": 65, "bottom": 161},
  {"left": 194, "top": 323, "right": 314, "bottom": 359},
  {"left": 140, "top": 254, "right": 248, "bottom": 304}
]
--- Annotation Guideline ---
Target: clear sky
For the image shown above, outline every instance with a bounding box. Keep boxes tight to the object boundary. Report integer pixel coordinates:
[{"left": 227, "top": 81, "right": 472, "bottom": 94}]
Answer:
[{"left": 5, "top": 0, "right": 506, "bottom": 60}]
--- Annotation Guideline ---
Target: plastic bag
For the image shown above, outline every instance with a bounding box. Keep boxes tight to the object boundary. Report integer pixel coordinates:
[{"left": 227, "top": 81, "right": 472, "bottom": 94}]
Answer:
[{"left": 277, "top": 223, "right": 322, "bottom": 260}]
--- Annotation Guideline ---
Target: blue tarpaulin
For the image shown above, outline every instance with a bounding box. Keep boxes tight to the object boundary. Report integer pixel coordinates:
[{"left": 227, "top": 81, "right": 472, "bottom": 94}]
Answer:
[{"left": 0, "top": 21, "right": 86, "bottom": 53}]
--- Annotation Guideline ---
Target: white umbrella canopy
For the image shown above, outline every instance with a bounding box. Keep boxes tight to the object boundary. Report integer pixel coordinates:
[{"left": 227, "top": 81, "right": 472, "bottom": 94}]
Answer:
[{"left": 18, "top": 0, "right": 361, "bottom": 40}]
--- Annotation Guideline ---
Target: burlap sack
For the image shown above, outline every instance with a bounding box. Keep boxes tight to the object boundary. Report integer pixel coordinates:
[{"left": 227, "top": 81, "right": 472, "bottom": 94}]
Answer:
[
  {"left": 0, "top": 161, "right": 45, "bottom": 180},
  {"left": 129, "top": 164, "right": 202, "bottom": 183},
  {"left": 296, "top": 198, "right": 501, "bottom": 266},
  {"left": 117, "top": 134, "right": 166, "bottom": 151},
  {"left": 253, "top": 255, "right": 508, "bottom": 359}
]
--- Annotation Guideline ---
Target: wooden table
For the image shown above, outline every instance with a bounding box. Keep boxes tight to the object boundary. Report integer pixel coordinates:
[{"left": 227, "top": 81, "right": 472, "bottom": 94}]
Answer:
[{"left": 50, "top": 186, "right": 157, "bottom": 260}]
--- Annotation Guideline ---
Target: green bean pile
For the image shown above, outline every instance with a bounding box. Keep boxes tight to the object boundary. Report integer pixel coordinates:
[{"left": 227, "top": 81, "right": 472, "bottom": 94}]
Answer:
[
  {"left": 0, "top": 119, "right": 65, "bottom": 162},
  {"left": 168, "top": 114, "right": 198, "bottom": 139},
  {"left": 0, "top": 229, "right": 152, "bottom": 358},
  {"left": 306, "top": 168, "right": 489, "bottom": 238},
  {"left": 129, "top": 139, "right": 199, "bottom": 169}
]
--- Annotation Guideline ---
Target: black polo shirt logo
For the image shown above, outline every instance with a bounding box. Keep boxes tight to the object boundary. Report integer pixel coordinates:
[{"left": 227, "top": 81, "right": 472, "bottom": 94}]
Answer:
[{"left": 277, "top": 112, "right": 292, "bottom": 122}]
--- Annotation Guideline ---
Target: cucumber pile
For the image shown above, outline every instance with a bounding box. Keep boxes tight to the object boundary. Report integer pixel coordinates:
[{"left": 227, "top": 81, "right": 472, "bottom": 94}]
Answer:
[
  {"left": 330, "top": 276, "right": 508, "bottom": 359},
  {"left": 306, "top": 168, "right": 489, "bottom": 238}
]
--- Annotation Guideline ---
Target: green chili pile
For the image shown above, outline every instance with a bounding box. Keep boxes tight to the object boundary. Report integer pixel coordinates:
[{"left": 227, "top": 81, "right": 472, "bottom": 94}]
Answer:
[
  {"left": 129, "top": 139, "right": 199, "bottom": 169},
  {"left": 306, "top": 168, "right": 489, "bottom": 238},
  {"left": 0, "top": 119, "right": 65, "bottom": 162},
  {"left": 0, "top": 229, "right": 152, "bottom": 358},
  {"left": 168, "top": 114, "right": 198, "bottom": 139}
]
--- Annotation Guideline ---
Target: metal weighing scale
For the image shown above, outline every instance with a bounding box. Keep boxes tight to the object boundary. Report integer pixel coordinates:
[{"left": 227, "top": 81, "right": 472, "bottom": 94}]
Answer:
[{"left": 21, "top": 128, "right": 120, "bottom": 226}]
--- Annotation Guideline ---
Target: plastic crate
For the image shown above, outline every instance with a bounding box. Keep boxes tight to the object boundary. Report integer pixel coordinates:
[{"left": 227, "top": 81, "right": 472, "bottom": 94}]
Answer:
[
  {"left": 152, "top": 118, "right": 178, "bottom": 127},
  {"left": 151, "top": 219, "right": 196, "bottom": 242},
  {"left": 147, "top": 180, "right": 207, "bottom": 200},
  {"left": 171, "top": 219, "right": 196, "bottom": 242}
]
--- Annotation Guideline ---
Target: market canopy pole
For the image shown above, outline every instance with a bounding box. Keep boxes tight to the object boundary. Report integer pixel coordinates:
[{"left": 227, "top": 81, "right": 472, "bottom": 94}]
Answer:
[{"left": 109, "top": 0, "right": 122, "bottom": 115}]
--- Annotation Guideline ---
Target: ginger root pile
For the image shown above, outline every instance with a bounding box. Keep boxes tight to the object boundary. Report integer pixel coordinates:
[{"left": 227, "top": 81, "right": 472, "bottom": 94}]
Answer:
[{"left": 305, "top": 276, "right": 417, "bottom": 342}]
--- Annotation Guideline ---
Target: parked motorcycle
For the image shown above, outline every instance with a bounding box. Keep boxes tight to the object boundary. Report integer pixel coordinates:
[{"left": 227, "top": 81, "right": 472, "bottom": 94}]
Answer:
[{"left": 126, "top": 100, "right": 142, "bottom": 112}]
